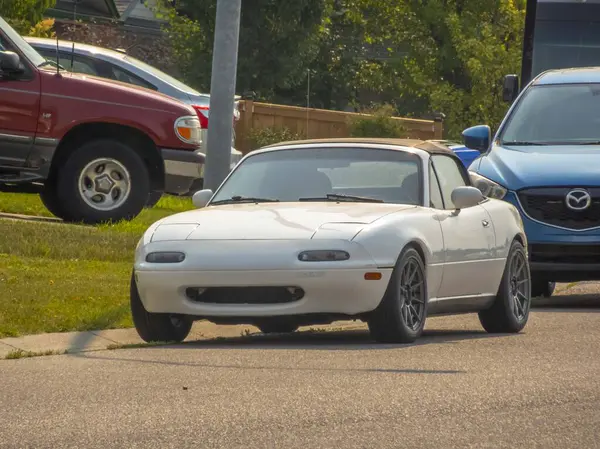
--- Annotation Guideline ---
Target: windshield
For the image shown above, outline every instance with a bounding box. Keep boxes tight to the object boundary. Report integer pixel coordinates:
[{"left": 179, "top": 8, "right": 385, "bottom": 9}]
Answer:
[
  {"left": 500, "top": 83, "right": 600, "bottom": 145},
  {"left": 0, "top": 17, "right": 46, "bottom": 67},
  {"left": 210, "top": 147, "right": 422, "bottom": 205},
  {"left": 123, "top": 55, "right": 204, "bottom": 95}
]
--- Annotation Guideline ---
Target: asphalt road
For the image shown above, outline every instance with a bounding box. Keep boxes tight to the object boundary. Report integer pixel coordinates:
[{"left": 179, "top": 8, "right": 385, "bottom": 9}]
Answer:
[{"left": 1, "top": 284, "right": 600, "bottom": 449}]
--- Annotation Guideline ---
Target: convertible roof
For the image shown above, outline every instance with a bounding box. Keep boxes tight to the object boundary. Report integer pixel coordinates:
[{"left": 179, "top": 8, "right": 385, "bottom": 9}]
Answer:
[{"left": 262, "top": 138, "right": 455, "bottom": 155}]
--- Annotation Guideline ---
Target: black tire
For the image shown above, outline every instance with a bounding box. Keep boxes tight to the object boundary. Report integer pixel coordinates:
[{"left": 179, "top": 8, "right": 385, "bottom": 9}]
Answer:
[
  {"left": 256, "top": 321, "right": 299, "bottom": 334},
  {"left": 367, "top": 247, "right": 428, "bottom": 344},
  {"left": 145, "top": 191, "right": 163, "bottom": 208},
  {"left": 39, "top": 181, "right": 66, "bottom": 218},
  {"left": 55, "top": 139, "right": 151, "bottom": 224},
  {"left": 479, "top": 240, "right": 531, "bottom": 334},
  {"left": 531, "top": 278, "right": 555, "bottom": 298},
  {"left": 130, "top": 272, "right": 192, "bottom": 343}
]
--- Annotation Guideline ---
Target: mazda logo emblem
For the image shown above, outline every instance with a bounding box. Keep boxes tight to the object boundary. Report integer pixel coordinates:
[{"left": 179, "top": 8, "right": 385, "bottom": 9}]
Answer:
[{"left": 565, "top": 189, "right": 592, "bottom": 211}]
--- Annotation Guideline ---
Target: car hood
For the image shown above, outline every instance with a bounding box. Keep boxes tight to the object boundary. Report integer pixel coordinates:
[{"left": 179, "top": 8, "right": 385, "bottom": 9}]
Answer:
[
  {"left": 39, "top": 68, "right": 196, "bottom": 116},
  {"left": 476, "top": 143, "right": 600, "bottom": 189},
  {"left": 150, "top": 202, "right": 415, "bottom": 241}
]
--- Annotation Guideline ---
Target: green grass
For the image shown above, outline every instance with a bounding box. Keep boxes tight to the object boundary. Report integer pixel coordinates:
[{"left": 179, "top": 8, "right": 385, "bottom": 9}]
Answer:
[
  {"left": 5, "top": 349, "right": 66, "bottom": 360},
  {"left": 0, "top": 192, "right": 194, "bottom": 338}
]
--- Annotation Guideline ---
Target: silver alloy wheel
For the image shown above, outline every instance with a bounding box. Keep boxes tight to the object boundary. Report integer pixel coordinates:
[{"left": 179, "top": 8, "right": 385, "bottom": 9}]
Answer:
[
  {"left": 509, "top": 250, "right": 531, "bottom": 321},
  {"left": 78, "top": 158, "right": 132, "bottom": 211},
  {"left": 398, "top": 256, "right": 426, "bottom": 330}
]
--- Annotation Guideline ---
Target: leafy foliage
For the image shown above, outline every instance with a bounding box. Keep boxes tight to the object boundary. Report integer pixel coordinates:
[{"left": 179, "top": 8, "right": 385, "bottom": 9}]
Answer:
[
  {"left": 246, "top": 126, "right": 303, "bottom": 151},
  {"left": 0, "top": 0, "right": 56, "bottom": 34},
  {"left": 28, "top": 18, "right": 56, "bottom": 38},
  {"left": 347, "top": 104, "right": 407, "bottom": 138},
  {"left": 156, "top": 0, "right": 526, "bottom": 138},
  {"left": 350, "top": 0, "right": 526, "bottom": 138}
]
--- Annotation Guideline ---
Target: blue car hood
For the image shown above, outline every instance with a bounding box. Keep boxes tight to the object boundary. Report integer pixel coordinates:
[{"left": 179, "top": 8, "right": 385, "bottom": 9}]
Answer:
[{"left": 475, "top": 144, "right": 600, "bottom": 190}]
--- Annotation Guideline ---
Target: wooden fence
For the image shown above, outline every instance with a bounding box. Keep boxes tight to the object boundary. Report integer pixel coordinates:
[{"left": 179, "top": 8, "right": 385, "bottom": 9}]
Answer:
[{"left": 234, "top": 100, "right": 443, "bottom": 153}]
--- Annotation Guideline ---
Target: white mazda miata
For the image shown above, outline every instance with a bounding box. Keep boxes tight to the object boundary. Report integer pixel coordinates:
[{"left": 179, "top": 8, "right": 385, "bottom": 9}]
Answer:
[{"left": 131, "top": 138, "right": 532, "bottom": 344}]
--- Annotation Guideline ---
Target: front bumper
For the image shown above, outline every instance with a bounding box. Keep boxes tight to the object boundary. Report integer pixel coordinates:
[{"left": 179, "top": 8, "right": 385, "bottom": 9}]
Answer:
[
  {"left": 160, "top": 148, "right": 205, "bottom": 196},
  {"left": 134, "top": 239, "right": 391, "bottom": 317},
  {"left": 504, "top": 191, "right": 600, "bottom": 281}
]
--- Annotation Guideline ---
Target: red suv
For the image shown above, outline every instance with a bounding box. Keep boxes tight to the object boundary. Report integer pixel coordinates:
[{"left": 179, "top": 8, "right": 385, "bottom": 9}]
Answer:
[{"left": 0, "top": 16, "right": 204, "bottom": 224}]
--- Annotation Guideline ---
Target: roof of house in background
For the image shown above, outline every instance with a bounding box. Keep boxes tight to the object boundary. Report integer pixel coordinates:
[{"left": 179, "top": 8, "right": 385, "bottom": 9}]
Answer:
[{"left": 46, "top": 0, "right": 164, "bottom": 30}]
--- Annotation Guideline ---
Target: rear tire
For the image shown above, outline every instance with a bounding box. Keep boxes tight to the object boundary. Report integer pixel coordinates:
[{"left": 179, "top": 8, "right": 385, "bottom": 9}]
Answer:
[
  {"left": 130, "top": 272, "right": 192, "bottom": 343},
  {"left": 55, "top": 139, "right": 151, "bottom": 224},
  {"left": 367, "top": 247, "right": 428, "bottom": 344},
  {"left": 256, "top": 321, "right": 299, "bottom": 334},
  {"left": 479, "top": 240, "right": 531, "bottom": 334},
  {"left": 531, "top": 278, "right": 555, "bottom": 298}
]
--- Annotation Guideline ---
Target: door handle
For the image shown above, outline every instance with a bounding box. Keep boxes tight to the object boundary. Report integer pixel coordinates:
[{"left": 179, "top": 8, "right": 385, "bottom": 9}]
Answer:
[{"left": 482, "top": 219, "right": 490, "bottom": 228}]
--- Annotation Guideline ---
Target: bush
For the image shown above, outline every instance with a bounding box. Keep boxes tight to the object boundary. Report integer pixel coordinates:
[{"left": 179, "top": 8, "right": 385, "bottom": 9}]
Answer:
[
  {"left": 28, "top": 18, "right": 56, "bottom": 38},
  {"left": 347, "top": 104, "right": 408, "bottom": 138},
  {"left": 246, "top": 126, "right": 303, "bottom": 150}
]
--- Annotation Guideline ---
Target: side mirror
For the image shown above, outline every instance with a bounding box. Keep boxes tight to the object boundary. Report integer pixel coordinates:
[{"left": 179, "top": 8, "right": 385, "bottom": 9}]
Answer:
[
  {"left": 0, "top": 51, "right": 23, "bottom": 76},
  {"left": 502, "top": 74, "right": 519, "bottom": 103},
  {"left": 461, "top": 125, "right": 491, "bottom": 153},
  {"left": 451, "top": 186, "right": 484, "bottom": 210},
  {"left": 192, "top": 189, "right": 213, "bottom": 208}
]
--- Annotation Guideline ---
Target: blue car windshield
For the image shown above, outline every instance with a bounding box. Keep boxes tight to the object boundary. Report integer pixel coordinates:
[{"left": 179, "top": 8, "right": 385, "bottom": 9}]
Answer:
[{"left": 500, "top": 83, "right": 600, "bottom": 146}]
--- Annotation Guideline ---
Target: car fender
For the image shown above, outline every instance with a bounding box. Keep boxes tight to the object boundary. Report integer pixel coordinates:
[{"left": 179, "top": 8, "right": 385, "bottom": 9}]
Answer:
[
  {"left": 480, "top": 198, "right": 527, "bottom": 259},
  {"left": 351, "top": 207, "right": 445, "bottom": 298}
]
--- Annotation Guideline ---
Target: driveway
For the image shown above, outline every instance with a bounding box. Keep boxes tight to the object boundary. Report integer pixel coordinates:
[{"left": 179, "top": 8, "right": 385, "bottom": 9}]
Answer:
[{"left": 1, "top": 286, "right": 599, "bottom": 449}]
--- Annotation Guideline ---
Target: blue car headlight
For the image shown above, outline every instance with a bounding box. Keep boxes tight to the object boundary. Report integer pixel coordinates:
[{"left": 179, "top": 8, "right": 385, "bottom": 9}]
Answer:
[{"left": 468, "top": 171, "right": 507, "bottom": 200}]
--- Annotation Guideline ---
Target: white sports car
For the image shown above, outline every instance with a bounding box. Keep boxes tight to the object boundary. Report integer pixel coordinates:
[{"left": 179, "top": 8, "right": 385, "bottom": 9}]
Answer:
[{"left": 131, "top": 138, "right": 532, "bottom": 344}]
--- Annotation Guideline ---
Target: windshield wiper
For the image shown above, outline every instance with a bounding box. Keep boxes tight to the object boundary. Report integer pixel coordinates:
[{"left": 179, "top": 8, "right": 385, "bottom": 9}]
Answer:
[
  {"left": 573, "top": 141, "right": 600, "bottom": 145},
  {"left": 298, "top": 193, "right": 384, "bottom": 203},
  {"left": 502, "top": 141, "right": 550, "bottom": 146},
  {"left": 210, "top": 195, "right": 280, "bottom": 205}
]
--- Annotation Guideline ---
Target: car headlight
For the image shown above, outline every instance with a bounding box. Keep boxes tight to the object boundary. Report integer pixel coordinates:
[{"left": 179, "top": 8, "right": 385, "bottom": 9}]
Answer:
[
  {"left": 468, "top": 171, "right": 507, "bottom": 200},
  {"left": 174, "top": 115, "right": 202, "bottom": 146}
]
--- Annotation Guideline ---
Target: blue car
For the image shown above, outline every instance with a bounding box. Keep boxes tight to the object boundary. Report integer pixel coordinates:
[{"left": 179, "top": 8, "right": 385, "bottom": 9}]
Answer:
[
  {"left": 462, "top": 67, "right": 600, "bottom": 298},
  {"left": 433, "top": 140, "right": 481, "bottom": 168}
]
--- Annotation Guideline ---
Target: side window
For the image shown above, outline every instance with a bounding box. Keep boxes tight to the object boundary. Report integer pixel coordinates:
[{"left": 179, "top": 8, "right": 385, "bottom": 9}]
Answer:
[
  {"left": 109, "top": 65, "right": 157, "bottom": 90},
  {"left": 70, "top": 54, "right": 99, "bottom": 76},
  {"left": 428, "top": 163, "right": 444, "bottom": 209},
  {"left": 431, "top": 155, "right": 468, "bottom": 210}
]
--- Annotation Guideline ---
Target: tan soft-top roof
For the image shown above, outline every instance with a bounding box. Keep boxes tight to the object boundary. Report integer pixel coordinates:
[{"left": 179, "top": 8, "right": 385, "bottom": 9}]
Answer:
[{"left": 262, "top": 137, "right": 454, "bottom": 155}]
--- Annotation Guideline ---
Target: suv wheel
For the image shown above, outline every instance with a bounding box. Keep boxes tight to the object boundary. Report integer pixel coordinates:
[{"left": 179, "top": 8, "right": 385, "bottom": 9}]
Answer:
[{"left": 56, "top": 139, "right": 150, "bottom": 224}]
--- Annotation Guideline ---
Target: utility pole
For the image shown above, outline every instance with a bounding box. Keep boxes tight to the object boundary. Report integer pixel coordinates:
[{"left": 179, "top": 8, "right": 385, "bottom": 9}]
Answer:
[{"left": 203, "top": 0, "right": 242, "bottom": 191}]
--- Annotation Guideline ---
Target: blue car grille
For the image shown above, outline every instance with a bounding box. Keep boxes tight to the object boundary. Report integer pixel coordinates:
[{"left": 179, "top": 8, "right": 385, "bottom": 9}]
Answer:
[{"left": 518, "top": 187, "right": 600, "bottom": 230}]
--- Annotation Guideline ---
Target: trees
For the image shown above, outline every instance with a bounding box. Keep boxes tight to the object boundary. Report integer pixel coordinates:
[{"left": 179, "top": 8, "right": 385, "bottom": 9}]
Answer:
[
  {"left": 158, "top": 0, "right": 526, "bottom": 138},
  {"left": 157, "top": 0, "right": 329, "bottom": 101},
  {"left": 357, "top": 0, "right": 526, "bottom": 138},
  {"left": 0, "top": 0, "right": 56, "bottom": 35}
]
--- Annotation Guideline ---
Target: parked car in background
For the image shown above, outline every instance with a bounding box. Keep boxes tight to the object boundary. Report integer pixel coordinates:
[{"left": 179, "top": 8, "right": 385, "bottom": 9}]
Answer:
[
  {"left": 131, "top": 138, "right": 531, "bottom": 344},
  {"left": 432, "top": 140, "right": 481, "bottom": 168},
  {"left": 0, "top": 16, "right": 203, "bottom": 223},
  {"left": 463, "top": 67, "right": 600, "bottom": 298},
  {"left": 26, "top": 36, "right": 243, "bottom": 183}
]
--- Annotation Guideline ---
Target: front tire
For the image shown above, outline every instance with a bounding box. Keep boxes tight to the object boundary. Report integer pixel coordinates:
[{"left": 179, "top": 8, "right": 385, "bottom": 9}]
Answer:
[
  {"left": 39, "top": 181, "right": 66, "bottom": 218},
  {"left": 367, "top": 247, "right": 428, "bottom": 344},
  {"left": 56, "top": 139, "right": 151, "bottom": 224},
  {"left": 479, "top": 240, "right": 531, "bottom": 334},
  {"left": 130, "top": 272, "right": 192, "bottom": 343}
]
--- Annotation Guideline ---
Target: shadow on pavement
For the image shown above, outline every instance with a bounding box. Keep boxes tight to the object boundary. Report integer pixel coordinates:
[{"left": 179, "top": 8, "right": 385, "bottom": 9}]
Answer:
[
  {"left": 71, "top": 327, "right": 518, "bottom": 374},
  {"left": 167, "top": 327, "right": 514, "bottom": 351},
  {"left": 532, "top": 293, "right": 600, "bottom": 312}
]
